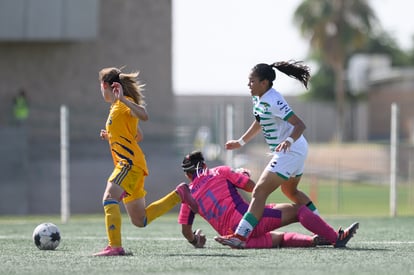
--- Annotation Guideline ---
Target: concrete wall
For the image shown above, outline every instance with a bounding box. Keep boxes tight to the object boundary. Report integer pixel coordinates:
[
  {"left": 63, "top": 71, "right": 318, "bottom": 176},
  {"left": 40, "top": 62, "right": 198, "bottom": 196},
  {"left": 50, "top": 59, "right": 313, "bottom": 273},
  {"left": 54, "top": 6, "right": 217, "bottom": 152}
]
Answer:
[
  {"left": 368, "top": 75, "right": 414, "bottom": 140},
  {"left": 0, "top": 0, "right": 174, "bottom": 144},
  {"left": 0, "top": 127, "right": 29, "bottom": 214}
]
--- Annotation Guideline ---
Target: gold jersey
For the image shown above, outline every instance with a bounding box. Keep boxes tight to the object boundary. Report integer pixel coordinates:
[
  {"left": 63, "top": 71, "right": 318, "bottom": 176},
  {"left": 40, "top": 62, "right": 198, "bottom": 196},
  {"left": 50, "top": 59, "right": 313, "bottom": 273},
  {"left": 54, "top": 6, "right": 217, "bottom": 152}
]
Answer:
[{"left": 106, "top": 97, "right": 148, "bottom": 175}]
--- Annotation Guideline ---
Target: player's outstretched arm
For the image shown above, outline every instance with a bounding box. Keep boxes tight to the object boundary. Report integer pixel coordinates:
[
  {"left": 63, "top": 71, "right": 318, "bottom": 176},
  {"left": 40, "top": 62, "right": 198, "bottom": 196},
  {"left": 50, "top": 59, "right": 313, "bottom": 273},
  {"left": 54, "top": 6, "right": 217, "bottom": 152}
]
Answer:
[
  {"left": 225, "top": 120, "right": 261, "bottom": 150},
  {"left": 182, "top": 224, "right": 206, "bottom": 248}
]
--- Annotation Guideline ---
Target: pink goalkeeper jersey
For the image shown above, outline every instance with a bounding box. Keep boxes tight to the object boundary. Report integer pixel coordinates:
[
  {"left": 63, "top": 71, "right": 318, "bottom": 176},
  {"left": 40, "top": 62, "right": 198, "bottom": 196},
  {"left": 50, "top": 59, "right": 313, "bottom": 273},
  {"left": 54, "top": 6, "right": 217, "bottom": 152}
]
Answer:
[{"left": 178, "top": 166, "right": 282, "bottom": 237}]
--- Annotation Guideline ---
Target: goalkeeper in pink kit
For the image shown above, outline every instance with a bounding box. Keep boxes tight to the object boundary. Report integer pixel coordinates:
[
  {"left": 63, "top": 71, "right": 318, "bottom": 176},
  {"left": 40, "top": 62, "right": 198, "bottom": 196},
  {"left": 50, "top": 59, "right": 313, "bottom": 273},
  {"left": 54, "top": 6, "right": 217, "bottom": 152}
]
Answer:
[{"left": 178, "top": 151, "right": 358, "bottom": 249}]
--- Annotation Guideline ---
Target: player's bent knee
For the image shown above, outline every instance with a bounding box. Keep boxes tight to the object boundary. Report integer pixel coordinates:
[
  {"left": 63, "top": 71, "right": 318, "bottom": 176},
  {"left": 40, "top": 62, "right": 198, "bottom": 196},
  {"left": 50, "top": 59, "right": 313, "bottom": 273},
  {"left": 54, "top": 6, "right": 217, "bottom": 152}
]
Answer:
[
  {"left": 281, "top": 185, "right": 299, "bottom": 197},
  {"left": 130, "top": 216, "right": 147, "bottom": 228}
]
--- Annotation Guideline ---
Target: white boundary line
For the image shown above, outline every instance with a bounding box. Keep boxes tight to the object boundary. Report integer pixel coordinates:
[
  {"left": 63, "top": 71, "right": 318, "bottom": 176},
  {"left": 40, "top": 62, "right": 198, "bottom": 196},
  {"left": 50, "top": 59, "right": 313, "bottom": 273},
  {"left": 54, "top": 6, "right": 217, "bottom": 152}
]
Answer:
[
  {"left": 1, "top": 235, "right": 414, "bottom": 244},
  {"left": 358, "top": 241, "right": 414, "bottom": 245}
]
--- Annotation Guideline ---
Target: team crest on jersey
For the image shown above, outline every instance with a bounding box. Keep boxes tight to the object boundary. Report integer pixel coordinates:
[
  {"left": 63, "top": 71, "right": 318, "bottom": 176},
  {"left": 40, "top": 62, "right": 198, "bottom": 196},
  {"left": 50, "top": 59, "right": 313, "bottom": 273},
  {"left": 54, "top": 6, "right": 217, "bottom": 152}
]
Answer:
[
  {"left": 262, "top": 102, "right": 270, "bottom": 109},
  {"left": 260, "top": 102, "right": 270, "bottom": 113}
]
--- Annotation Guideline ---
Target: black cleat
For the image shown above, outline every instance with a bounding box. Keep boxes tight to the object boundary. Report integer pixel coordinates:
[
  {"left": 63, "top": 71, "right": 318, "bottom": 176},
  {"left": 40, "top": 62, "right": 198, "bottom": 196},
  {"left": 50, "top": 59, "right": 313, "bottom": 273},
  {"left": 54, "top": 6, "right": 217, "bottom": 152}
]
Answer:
[{"left": 334, "top": 222, "right": 359, "bottom": 248}]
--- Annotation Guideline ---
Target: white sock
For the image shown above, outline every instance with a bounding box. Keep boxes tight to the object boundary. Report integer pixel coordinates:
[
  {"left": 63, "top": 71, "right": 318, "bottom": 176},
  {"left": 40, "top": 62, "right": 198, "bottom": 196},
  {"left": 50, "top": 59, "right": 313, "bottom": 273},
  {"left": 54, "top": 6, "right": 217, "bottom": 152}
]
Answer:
[{"left": 235, "top": 219, "right": 254, "bottom": 238}]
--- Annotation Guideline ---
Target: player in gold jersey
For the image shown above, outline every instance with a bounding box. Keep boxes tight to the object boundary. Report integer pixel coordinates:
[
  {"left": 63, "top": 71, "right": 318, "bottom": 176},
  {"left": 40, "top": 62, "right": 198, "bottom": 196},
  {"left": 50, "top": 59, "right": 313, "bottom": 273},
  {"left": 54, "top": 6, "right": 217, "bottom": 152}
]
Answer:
[{"left": 94, "top": 67, "right": 198, "bottom": 256}]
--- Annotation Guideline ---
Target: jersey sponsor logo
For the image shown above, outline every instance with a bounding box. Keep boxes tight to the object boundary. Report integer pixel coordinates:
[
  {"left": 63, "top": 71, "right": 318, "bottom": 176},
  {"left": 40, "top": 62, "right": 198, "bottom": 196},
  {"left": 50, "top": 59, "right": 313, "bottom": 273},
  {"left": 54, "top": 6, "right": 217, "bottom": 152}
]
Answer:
[
  {"left": 191, "top": 168, "right": 221, "bottom": 193},
  {"left": 191, "top": 173, "right": 213, "bottom": 193},
  {"left": 276, "top": 100, "right": 291, "bottom": 115}
]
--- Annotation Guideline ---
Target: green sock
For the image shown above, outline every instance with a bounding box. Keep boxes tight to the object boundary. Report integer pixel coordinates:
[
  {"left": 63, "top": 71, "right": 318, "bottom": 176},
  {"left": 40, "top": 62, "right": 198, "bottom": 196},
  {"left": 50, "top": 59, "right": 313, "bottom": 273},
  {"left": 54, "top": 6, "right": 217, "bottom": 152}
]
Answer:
[
  {"left": 306, "top": 201, "right": 319, "bottom": 215},
  {"left": 244, "top": 212, "right": 259, "bottom": 227}
]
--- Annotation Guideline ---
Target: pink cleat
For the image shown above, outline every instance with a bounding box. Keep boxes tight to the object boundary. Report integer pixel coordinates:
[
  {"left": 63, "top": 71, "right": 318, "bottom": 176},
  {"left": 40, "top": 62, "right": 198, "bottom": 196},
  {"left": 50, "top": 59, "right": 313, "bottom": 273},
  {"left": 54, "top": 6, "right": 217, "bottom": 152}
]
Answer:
[
  {"left": 93, "top": 246, "right": 126, "bottom": 256},
  {"left": 176, "top": 182, "right": 198, "bottom": 213}
]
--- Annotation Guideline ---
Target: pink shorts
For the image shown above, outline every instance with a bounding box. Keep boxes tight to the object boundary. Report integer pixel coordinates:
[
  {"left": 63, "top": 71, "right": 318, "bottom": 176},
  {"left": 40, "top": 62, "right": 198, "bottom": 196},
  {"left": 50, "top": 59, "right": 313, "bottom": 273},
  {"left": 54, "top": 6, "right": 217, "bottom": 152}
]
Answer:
[{"left": 249, "top": 205, "right": 282, "bottom": 237}]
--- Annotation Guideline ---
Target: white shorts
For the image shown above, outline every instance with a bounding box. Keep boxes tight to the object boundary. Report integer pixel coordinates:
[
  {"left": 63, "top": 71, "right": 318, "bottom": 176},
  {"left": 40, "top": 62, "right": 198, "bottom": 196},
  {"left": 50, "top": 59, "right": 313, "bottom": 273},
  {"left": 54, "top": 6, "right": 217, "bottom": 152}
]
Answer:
[{"left": 265, "top": 135, "right": 308, "bottom": 179}]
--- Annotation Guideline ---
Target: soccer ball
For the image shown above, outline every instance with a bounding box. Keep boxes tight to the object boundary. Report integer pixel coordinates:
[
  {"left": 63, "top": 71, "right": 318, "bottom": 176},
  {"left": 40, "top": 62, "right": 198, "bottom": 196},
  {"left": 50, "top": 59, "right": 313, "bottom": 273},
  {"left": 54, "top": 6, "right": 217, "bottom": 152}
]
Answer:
[{"left": 32, "top": 223, "right": 61, "bottom": 250}]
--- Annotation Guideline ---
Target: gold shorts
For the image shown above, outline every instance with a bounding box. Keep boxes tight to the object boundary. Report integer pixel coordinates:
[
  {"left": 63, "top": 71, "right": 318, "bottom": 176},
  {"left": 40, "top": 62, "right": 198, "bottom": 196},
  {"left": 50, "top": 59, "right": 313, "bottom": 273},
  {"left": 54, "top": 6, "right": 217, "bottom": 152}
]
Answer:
[{"left": 108, "top": 163, "right": 147, "bottom": 204}]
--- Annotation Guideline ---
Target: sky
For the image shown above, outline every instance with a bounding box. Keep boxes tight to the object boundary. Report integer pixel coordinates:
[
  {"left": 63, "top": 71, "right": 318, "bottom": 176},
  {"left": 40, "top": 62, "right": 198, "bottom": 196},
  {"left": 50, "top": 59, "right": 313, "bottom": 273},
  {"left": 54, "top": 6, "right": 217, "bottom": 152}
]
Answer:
[{"left": 172, "top": 0, "right": 414, "bottom": 95}]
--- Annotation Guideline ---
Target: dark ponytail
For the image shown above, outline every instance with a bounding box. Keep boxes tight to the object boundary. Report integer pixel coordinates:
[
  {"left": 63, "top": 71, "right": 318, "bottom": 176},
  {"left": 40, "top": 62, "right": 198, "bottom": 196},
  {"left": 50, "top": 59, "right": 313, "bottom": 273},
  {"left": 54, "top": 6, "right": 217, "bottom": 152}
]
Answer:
[
  {"left": 271, "top": 60, "right": 310, "bottom": 88},
  {"left": 252, "top": 60, "right": 310, "bottom": 89}
]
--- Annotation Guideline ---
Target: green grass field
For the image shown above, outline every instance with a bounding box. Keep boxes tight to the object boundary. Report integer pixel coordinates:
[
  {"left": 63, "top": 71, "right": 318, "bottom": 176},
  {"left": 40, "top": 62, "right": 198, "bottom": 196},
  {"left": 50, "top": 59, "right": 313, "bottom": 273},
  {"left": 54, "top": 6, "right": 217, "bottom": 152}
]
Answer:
[
  {"left": 1, "top": 181, "right": 413, "bottom": 274},
  {"left": 0, "top": 213, "right": 413, "bottom": 275}
]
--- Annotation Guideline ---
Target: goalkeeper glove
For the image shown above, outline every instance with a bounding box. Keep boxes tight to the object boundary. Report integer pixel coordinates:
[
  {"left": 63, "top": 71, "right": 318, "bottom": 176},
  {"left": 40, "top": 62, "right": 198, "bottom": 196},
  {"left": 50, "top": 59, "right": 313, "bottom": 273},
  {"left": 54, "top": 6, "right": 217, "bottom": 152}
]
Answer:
[{"left": 189, "top": 229, "right": 206, "bottom": 248}]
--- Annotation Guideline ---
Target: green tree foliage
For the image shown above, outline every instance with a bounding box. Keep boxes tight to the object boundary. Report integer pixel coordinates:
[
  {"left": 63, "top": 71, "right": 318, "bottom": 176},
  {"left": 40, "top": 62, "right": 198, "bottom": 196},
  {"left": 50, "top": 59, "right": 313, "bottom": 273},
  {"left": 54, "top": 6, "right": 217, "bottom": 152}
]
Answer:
[
  {"left": 296, "top": 0, "right": 414, "bottom": 102},
  {"left": 357, "top": 31, "right": 414, "bottom": 67},
  {"left": 294, "top": 0, "right": 378, "bottom": 141},
  {"left": 302, "top": 63, "right": 335, "bottom": 101},
  {"left": 304, "top": 33, "right": 414, "bottom": 101}
]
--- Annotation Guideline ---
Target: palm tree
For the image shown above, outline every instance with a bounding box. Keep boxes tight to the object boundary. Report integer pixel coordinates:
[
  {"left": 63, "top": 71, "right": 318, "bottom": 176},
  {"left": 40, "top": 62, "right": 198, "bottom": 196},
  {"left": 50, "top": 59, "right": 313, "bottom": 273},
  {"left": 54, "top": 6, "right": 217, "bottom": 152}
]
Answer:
[{"left": 294, "top": 0, "right": 378, "bottom": 142}]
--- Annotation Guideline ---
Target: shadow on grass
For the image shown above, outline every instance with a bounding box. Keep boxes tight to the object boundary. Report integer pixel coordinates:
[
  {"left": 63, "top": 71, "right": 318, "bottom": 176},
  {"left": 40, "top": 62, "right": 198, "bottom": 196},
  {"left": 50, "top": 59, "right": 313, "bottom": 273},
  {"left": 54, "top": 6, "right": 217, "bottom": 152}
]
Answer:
[
  {"left": 86, "top": 252, "right": 135, "bottom": 257},
  {"left": 344, "top": 247, "right": 391, "bottom": 252},
  {"left": 165, "top": 253, "right": 247, "bottom": 258},
  {"left": 307, "top": 246, "right": 390, "bottom": 252}
]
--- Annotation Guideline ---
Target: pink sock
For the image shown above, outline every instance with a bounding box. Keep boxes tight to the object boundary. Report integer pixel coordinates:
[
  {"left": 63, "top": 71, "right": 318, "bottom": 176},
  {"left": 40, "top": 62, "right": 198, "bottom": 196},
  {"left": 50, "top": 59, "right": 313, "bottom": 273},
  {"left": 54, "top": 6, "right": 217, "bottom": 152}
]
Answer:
[
  {"left": 245, "top": 232, "right": 273, "bottom": 249},
  {"left": 297, "top": 205, "right": 337, "bottom": 243},
  {"left": 281, "top": 232, "right": 315, "bottom": 247}
]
